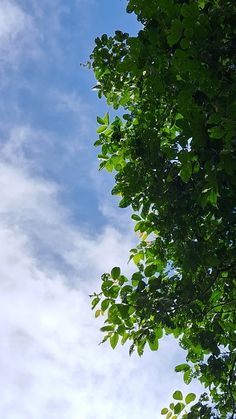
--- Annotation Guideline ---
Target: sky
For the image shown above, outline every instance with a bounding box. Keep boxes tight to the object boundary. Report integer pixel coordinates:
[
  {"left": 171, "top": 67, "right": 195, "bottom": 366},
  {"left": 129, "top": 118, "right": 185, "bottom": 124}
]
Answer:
[{"left": 0, "top": 1, "right": 203, "bottom": 418}]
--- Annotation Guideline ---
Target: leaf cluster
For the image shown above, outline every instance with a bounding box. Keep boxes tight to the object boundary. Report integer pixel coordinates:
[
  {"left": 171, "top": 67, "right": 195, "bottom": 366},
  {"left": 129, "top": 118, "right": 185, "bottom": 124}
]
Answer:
[{"left": 91, "top": 1, "right": 236, "bottom": 417}]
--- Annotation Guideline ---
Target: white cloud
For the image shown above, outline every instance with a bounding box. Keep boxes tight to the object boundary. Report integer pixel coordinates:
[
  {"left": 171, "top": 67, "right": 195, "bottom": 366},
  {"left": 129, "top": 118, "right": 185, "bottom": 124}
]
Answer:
[
  {"left": 0, "top": 1, "right": 38, "bottom": 69},
  {"left": 0, "top": 0, "right": 76, "bottom": 79},
  {"left": 0, "top": 124, "right": 63, "bottom": 176},
  {"left": 0, "top": 159, "right": 202, "bottom": 419},
  {"left": 0, "top": 159, "right": 133, "bottom": 280},
  {"left": 0, "top": 1, "right": 27, "bottom": 42}
]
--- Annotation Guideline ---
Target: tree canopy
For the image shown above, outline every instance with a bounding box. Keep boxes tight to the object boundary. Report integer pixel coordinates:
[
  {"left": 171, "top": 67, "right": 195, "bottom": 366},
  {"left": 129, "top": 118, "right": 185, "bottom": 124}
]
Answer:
[{"left": 90, "top": 1, "right": 236, "bottom": 417}]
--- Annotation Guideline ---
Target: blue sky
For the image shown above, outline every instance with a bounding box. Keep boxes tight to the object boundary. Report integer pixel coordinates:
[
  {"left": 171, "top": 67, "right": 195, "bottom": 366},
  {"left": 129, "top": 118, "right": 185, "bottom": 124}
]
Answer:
[{"left": 0, "top": 1, "right": 203, "bottom": 418}]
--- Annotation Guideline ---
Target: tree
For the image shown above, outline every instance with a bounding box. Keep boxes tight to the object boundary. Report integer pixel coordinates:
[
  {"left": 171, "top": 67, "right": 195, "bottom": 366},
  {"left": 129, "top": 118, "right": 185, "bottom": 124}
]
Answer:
[{"left": 90, "top": 1, "right": 236, "bottom": 417}]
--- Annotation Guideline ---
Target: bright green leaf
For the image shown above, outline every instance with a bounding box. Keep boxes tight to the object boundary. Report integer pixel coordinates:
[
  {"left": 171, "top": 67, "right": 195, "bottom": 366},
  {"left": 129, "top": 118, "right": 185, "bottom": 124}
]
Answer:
[
  {"left": 103, "top": 112, "right": 109, "bottom": 125},
  {"left": 185, "top": 393, "right": 196, "bottom": 404},
  {"left": 95, "top": 309, "right": 101, "bottom": 318},
  {"left": 183, "top": 369, "right": 192, "bottom": 384},
  {"left": 101, "top": 299, "right": 110, "bottom": 312},
  {"left": 161, "top": 407, "right": 169, "bottom": 415},
  {"left": 173, "top": 390, "right": 183, "bottom": 401},
  {"left": 175, "top": 363, "right": 190, "bottom": 373},
  {"left": 110, "top": 333, "right": 119, "bottom": 349},
  {"left": 148, "top": 337, "right": 159, "bottom": 351}
]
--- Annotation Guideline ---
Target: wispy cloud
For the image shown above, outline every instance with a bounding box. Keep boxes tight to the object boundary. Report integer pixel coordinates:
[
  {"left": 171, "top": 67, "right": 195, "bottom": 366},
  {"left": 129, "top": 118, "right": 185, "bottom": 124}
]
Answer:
[
  {"left": 0, "top": 1, "right": 26, "bottom": 42},
  {"left": 0, "top": 1, "right": 39, "bottom": 71}
]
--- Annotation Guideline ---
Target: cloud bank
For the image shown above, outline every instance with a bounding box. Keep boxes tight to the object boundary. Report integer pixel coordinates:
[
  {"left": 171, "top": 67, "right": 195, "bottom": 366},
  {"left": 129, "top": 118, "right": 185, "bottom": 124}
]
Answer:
[{"left": 0, "top": 158, "right": 200, "bottom": 419}]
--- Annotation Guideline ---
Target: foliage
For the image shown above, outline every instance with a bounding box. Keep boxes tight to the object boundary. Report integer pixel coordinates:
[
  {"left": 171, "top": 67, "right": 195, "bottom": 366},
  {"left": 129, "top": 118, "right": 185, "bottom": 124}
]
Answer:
[
  {"left": 161, "top": 390, "right": 196, "bottom": 418},
  {"left": 90, "top": 0, "right": 236, "bottom": 417}
]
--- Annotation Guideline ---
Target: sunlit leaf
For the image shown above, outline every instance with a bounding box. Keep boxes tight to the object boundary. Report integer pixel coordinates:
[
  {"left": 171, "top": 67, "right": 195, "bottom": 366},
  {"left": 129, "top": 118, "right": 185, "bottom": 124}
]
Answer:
[
  {"left": 173, "top": 391, "right": 183, "bottom": 401},
  {"left": 185, "top": 393, "right": 196, "bottom": 404}
]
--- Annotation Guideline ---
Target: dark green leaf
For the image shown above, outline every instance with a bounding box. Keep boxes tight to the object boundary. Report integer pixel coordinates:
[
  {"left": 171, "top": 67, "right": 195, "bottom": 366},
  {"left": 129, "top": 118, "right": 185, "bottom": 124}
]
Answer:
[
  {"left": 180, "top": 162, "right": 192, "bottom": 183},
  {"left": 97, "top": 116, "right": 105, "bottom": 125},
  {"left": 167, "top": 19, "right": 183, "bottom": 46},
  {"left": 174, "top": 402, "right": 185, "bottom": 414},
  {"left": 111, "top": 266, "right": 121, "bottom": 280}
]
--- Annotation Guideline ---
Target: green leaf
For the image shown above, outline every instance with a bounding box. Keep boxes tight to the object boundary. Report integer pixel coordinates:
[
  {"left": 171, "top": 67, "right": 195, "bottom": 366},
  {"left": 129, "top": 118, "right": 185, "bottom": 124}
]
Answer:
[
  {"left": 111, "top": 266, "right": 121, "bottom": 280},
  {"left": 118, "top": 274, "right": 128, "bottom": 285},
  {"left": 137, "top": 340, "right": 145, "bottom": 356},
  {"left": 208, "top": 126, "right": 225, "bottom": 139},
  {"left": 101, "top": 299, "right": 111, "bottom": 312},
  {"left": 121, "top": 333, "right": 129, "bottom": 345},
  {"left": 161, "top": 408, "right": 169, "bottom": 415},
  {"left": 103, "top": 112, "right": 109, "bottom": 125},
  {"left": 101, "top": 279, "right": 113, "bottom": 290},
  {"left": 144, "top": 264, "right": 157, "bottom": 277},
  {"left": 173, "top": 390, "right": 183, "bottom": 401},
  {"left": 180, "top": 162, "right": 192, "bottom": 182},
  {"left": 185, "top": 393, "right": 196, "bottom": 404},
  {"left": 95, "top": 309, "right": 101, "bottom": 318},
  {"left": 117, "top": 303, "right": 129, "bottom": 319},
  {"left": 183, "top": 369, "right": 192, "bottom": 384},
  {"left": 131, "top": 214, "right": 141, "bottom": 221},
  {"left": 148, "top": 336, "right": 159, "bottom": 351},
  {"left": 119, "top": 197, "right": 130, "bottom": 208},
  {"left": 109, "top": 285, "right": 120, "bottom": 298},
  {"left": 181, "top": 3, "right": 199, "bottom": 19},
  {"left": 91, "top": 296, "right": 100, "bottom": 309},
  {"left": 208, "top": 189, "right": 218, "bottom": 207},
  {"left": 154, "top": 327, "right": 163, "bottom": 339},
  {"left": 134, "top": 221, "right": 144, "bottom": 232},
  {"left": 100, "top": 325, "right": 114, "bottom": 332},
  {"left": 167, "top": 19, "right": 183, "bottom": 46},
  {"left": 100, "top": 334, "right": 110, "bottom": 344},
  {"left": 105, "top": 160, "right": 113, "bottom": 172},
  {"left": 174, "top": 402, "right": 185, "bottom": 414},
  {"left": 94, "top": 139, "right": 102, "bottom": 147},
  {"left": 97, "top": 116, "right": 105, "bottom": 125},
  {"left": 175, "top": 363, "right": 190, "bottom": 373},
  {"left": 117, "top": 324, "right": 126, "bottom": 335},
  {"left": 110, "top": 332, "right": 119, "bottom": 349},
  {"left": 131, "top": 271, "right": 143, "bottom": 286},
  {"left": 97, "top": 125, "right": 107, "bottom": 133},
  {"left": 133, "top": 253, "right": 144, "bottom": 265}
]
